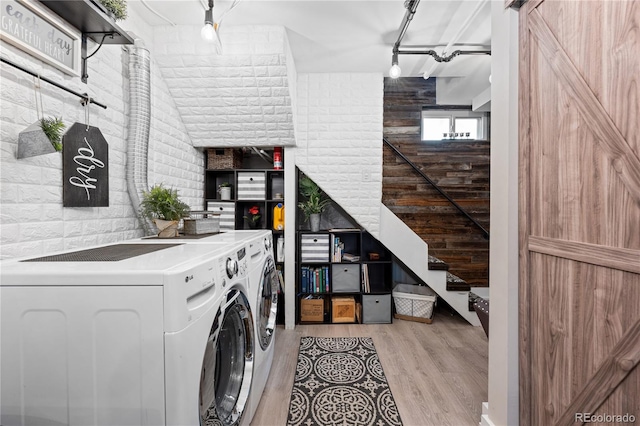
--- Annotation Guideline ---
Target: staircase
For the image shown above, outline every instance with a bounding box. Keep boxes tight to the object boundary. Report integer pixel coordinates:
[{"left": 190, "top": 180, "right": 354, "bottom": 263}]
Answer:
[
  {"left": 379, "top": 206, "right": 481, "bottom": 326},
  {"left": 377, "top": 136, "right": 490, "bottom": 326}
]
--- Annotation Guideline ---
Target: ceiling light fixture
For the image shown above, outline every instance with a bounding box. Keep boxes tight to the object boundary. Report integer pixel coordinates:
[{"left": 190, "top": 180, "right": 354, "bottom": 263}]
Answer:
[
  {"left": 389, "top": 51, "right": 401, "bottom": 78},
  {"left": 201, "top": 0, "right": 217, "bottom": 43}
]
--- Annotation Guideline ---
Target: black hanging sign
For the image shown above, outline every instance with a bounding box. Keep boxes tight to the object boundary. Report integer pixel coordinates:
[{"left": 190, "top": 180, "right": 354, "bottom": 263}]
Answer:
[{"left": 63, "top": 123, "right": 109, "bottom": 207}]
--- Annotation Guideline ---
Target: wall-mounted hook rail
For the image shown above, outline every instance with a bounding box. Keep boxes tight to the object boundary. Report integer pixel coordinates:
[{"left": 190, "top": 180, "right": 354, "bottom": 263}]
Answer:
[{"left": 0, "top": 57, "right": 107, "bottom": 110}]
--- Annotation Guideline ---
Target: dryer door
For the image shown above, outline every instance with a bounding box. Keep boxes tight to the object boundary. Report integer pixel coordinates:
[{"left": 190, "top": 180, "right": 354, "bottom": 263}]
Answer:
[
  {"left": 200, "top": 289, "right": 254, "bottom": 426},
  {"left": 257, "top": 256, "right": 279, "bottom": 351}
]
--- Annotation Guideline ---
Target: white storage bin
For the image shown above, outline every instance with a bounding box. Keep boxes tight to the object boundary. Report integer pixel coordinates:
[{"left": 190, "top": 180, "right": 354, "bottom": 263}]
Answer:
[
  {"left": 207, "top": 202, "right": 235, "bottom": 230},
  {"left": 392, "top": 284, "right": 437, "bottom": 323},
  {"left": 237, "top": 172, "right": 266, "bottom": 200},
  {"left": 300, "top": 234, "right": 330, "bottom": 263}
]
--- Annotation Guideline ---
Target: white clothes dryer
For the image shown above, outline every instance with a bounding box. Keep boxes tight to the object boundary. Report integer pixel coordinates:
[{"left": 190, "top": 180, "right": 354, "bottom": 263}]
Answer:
[{"left": 0, "top": 241, "right": 256, "bottom": 426}]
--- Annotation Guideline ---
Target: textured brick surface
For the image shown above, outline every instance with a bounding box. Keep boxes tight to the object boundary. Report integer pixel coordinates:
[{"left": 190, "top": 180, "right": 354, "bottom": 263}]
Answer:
[
  {"left": 0, "top": 14, "right": 202, "bottom": 259},
  {"left": 153, "top": 25, "right": 296, "bottom": 147},
  {"left": 294, "top": 73, "right": 384, "bottom": 236}
]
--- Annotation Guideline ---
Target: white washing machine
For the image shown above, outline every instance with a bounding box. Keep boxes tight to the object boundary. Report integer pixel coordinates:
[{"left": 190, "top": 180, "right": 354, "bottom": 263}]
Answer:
[
  {"left": 0, "top": 241, "right": 256, "bottom": 426},
  {"left": 126, "top": 230, "right": 279, "bottom": 420},
  {"left": 243, "top": 231, "right": 279, "bottom": 421}
]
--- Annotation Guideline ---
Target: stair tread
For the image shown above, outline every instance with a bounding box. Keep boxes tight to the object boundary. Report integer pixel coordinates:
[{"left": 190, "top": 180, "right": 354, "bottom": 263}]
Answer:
[
  {"left": 428, "top": 255, "right": 449, "bottom": 271},
  {"left": 446, "top": 272, "right": 471, "bottom": 292}
]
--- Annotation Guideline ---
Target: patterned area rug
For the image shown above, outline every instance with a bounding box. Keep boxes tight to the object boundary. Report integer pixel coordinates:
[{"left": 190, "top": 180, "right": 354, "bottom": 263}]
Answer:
[{"left": 287, "top": 337, "right": 403, "bottom": 426}]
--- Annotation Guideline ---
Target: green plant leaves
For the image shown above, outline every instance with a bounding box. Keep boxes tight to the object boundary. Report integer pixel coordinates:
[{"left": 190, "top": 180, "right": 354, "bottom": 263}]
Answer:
[
  {"left": 40, "top": 117, "right": 65, "bottom": 151},
  {"left": 139, "top": 184, "right": 190, "bottom": 221},
  {"left": 298, "top": 175, "right": 331, "bottom": 220},
  {"left": 98, "top": 0, "right": 127, "bottom": 20}
]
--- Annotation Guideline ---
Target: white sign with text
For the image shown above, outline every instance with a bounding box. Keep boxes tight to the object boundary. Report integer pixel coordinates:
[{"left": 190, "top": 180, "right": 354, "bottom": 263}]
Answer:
[{"left": 0, "top": 0, "right": 80, "bottom": 76}]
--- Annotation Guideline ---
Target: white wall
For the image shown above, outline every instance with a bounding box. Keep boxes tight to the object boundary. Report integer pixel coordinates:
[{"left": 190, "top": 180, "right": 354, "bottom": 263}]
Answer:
[
  {"left": 152, "top": 25, "right": 296, "bottom": 148},
  {"left": 294, "top": 73, "right": 383, "bottom": 236},
  {"left": 484, "top": 2, "right": 519, "bottom": 425},
  {"left": 0, "top": 7, "right": 202, "bottom": 259}
]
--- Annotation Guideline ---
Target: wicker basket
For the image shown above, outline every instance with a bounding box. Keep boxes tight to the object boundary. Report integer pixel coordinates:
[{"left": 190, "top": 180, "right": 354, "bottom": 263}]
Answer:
[
  {"left": 392, "top": 284, "right": 437, "bottom": 324},
  {"left": 207, "top": 148, "right": 243, "bottom": 169}
]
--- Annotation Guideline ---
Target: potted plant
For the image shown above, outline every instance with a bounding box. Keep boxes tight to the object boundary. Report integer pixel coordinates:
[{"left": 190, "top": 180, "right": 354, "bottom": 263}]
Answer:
[
  {"left": 298, "top": 175, "right": 330, "bottom": 232},
  {"left": 97, "top": 0, "right": 128, "bottom": 21},
  {"left": 17, "top": 116, "right": 65, "bottom": 158},
  {"left": 139, "top": 184, "right": 190, "bottom": 237},
  {"left": 243, "top": 205, "right": 262, "bottom": 229},
  {"left": 218, "top": 182, "right": 232, "bottom": 200}
]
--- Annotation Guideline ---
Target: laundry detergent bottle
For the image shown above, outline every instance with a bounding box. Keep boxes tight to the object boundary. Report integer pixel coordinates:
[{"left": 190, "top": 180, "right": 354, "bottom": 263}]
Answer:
[{"left": 273, "top": 203, "right": 284, "bottom": 230}]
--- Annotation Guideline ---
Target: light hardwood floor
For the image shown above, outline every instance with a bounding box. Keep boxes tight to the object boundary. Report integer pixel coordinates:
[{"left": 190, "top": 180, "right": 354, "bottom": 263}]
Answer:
[{"left": 251, "top": 313, "right": 488, "bottom": 426}]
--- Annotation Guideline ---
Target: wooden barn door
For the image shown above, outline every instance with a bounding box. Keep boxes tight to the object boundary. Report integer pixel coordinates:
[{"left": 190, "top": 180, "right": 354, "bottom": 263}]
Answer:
[{"left": 519, "top": 0, "right": 640, "bottom": 424}]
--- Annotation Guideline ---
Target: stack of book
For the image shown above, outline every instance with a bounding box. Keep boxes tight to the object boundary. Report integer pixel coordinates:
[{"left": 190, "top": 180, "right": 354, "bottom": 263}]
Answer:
[
  {"left": 301, "top": 266, "right": 330, "bottom": 293},
  {"left": 330, "top": 233, "right": 360, "bottom": 262},
  {"left": 331, "top": 234, "right": 344, "bottom": 262},
  {"left": 342, "top": 253, "right": 360, "bottom": 262},
  {"left": 361, "top": 264, "right": 370, "bottom": 293}
]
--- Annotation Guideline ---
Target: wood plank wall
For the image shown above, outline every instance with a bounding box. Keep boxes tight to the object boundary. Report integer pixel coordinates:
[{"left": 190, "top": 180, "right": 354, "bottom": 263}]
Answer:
[{"left": 383, "top": 77, "right": 490, "bottom": 287}]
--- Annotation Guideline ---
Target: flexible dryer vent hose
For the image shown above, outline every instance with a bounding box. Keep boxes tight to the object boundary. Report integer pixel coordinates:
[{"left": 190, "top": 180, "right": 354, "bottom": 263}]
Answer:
[{"left": 126, "top": 40, "right": 154, "bottom": 235}]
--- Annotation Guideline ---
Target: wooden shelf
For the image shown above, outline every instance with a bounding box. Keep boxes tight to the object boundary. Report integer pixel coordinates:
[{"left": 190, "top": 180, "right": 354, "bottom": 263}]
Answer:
[
  {"left": 40, "top": 0, "right": 134, "bottom": 82},
  {"left": 40, "top": 0, "right": 134, "bottom": 45}
]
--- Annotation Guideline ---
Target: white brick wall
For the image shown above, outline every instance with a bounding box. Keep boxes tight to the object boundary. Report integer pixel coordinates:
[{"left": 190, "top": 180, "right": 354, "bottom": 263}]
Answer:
[
  {"left": 0, "top": 10, "right": 202, "bottom": 259},
  {"left": 294, "top": 73, "right": 384, "bottom": 236},
  {"left": 153, "top": 25, "right": 296, "bottom": 147}
]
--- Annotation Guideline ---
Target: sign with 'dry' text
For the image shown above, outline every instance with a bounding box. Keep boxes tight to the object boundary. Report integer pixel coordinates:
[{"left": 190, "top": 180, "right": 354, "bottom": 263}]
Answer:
[
  {"left": 63, "top": 123, "right": 109, "bottom": 207},
  {"left": 0, "top": 0, "right": 80, "bottom": 76}
]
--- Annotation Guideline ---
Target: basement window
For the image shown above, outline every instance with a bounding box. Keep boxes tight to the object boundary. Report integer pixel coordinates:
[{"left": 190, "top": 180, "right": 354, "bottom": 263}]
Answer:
[{"left": 421, "top": 110, "right": 488, "bottom": 141}]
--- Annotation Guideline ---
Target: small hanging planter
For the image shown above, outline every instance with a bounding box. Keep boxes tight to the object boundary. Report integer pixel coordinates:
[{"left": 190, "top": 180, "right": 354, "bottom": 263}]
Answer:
[
  {"left": 17, "top": 120, "right": 56, "bottom": 159},
  {"left": 17, "top": 117, "right": 65, "bottom": 159},
  {"left": 18, "top": 77, "right": 66, "bottom": 159}
]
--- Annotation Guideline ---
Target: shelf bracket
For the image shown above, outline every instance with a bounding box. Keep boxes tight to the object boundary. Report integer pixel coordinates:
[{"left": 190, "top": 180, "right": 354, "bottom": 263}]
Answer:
[{"left": 81, "top": 32, "right": 117, "bottom": 83}]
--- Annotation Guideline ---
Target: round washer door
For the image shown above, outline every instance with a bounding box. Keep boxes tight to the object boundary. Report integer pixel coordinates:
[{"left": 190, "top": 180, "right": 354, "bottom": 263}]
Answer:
[
  {"left": 199, "top": 289, "right": 254, "bottom": 426},
  {"left": 257, "top": 256, "right": 279, "bottom": 350}
]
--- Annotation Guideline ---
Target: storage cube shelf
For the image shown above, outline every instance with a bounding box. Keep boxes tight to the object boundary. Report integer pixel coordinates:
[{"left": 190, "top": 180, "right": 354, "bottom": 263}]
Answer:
[
  {"left": 203, "top": 147, "right": 287, "bottom": 324},
  {"left": 296, "top": 230, "right": 394, "bottom": 324},
  {"left": 204, "top": 168, "right": 285, "bottom": 231}
]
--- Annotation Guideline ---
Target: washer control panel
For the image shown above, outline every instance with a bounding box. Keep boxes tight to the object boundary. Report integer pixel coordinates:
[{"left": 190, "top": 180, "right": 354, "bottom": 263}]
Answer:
[
  {"left": 236, "top": 246, "right": 248, "bottom": 278},
  {"left": 225, "top": 257, "right": 238, "bottom": 279}
]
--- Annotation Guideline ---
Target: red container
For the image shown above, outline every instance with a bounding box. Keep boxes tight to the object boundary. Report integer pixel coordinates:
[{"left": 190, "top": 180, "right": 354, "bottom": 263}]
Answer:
[{"left": 273, "top": 147, "right": 283, "bottom": 170}]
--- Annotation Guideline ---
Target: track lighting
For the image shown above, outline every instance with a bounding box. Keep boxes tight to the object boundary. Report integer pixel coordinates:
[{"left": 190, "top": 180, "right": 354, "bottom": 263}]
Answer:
[
  {"left": 201, "top": 0, "right": 218, "bottom": 43},
  {"left": 389, "top": 52, "right": 401, "bottom": 78},
  {"left": 389, "top": 0, "right": 490, "bottom": 79}
]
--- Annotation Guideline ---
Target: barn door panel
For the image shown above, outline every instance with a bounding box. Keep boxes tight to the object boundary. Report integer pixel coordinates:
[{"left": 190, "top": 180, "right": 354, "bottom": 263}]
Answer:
[{"left": 519, "top": 0, "right": 640, "bottom": 424}]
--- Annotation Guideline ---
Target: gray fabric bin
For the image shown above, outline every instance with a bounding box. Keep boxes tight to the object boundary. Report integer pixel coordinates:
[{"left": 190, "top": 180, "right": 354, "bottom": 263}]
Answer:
[
  {"left": 362, "top": 294, "right": 392, "bottom": 324},
  {"left": 331, "top": 264, "right": 360, "bottom": 293}
]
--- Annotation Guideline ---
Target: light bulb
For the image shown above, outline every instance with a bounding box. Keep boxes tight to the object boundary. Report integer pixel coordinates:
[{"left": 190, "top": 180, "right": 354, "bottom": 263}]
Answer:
[
  {"left": 201, "top": 23, "right": 216, "bottom": 42},
  {"left": 389, "top": 64, "right": 401, "bottom": 79},
  {"left": 422, "top": 71, "right": 431, "bottom": 80},
  {"left": 489, "top": 74, "right": 492, "bottom": 84}
]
